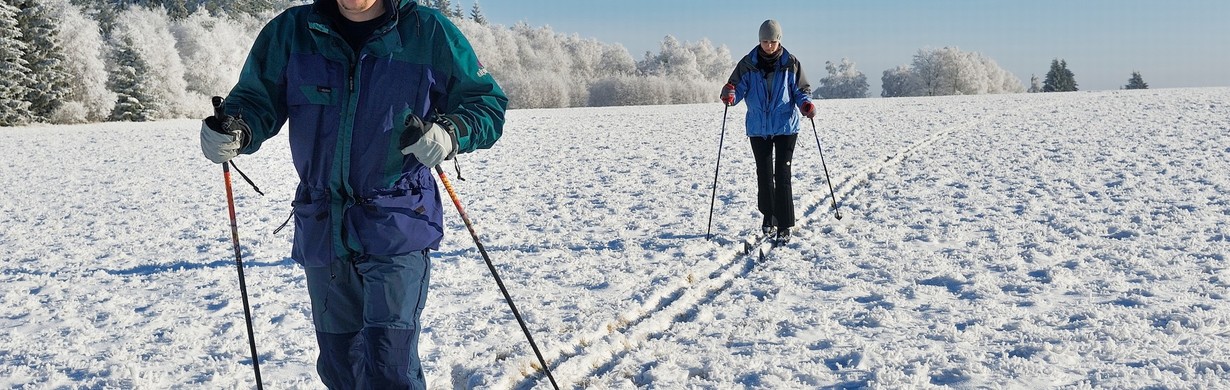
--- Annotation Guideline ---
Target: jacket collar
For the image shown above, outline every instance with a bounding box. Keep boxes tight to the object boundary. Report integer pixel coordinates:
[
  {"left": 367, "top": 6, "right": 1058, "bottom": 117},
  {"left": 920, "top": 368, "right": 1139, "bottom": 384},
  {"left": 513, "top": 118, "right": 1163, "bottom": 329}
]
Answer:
[
  {"left": 312, "top": 0, "right": 411, "bottom": 26},
  {"left": 751, "top": 45, "right": 786, "bottom": 65}
]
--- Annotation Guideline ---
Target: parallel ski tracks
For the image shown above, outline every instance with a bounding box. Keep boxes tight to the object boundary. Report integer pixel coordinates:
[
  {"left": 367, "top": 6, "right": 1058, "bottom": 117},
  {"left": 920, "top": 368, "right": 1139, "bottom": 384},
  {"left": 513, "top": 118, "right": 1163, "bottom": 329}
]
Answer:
[{"left": 506, "top": 99, "right": 1055, "bottom": 389}]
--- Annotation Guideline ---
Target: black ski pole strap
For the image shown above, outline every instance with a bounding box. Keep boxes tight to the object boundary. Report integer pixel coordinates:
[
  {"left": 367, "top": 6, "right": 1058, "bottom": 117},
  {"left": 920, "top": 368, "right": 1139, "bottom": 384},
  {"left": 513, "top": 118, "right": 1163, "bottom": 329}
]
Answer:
[
  {"left": 272, "top": 210, "right": 292, "bottom": 235},
  {"left": 228, "top": 161, "right": 264, "bottom": 196},
  {"left": 452, "top": 158, "right": 465, "bottom": 181}
]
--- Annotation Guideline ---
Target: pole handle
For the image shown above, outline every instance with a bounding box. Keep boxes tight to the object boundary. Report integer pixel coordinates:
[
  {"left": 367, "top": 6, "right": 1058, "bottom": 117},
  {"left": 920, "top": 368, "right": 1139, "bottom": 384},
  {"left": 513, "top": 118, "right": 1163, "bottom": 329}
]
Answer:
[{"left": 212, "top": 96, "right": 225, "bottom": 118}]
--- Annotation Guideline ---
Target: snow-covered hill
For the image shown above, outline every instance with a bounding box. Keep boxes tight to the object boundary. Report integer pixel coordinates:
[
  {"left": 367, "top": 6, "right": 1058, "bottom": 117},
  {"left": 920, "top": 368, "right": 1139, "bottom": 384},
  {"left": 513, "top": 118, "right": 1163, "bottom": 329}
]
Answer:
[{"left": 2, "top": 88, "right": 1228, "bottom": 388}]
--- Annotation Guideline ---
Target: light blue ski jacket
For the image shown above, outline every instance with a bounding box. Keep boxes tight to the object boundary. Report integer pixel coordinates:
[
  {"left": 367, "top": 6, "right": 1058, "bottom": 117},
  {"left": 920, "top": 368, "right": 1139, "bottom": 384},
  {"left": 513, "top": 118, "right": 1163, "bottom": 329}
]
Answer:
[{"left": 726, "top": 46, "right": 812, "bottom": 137}]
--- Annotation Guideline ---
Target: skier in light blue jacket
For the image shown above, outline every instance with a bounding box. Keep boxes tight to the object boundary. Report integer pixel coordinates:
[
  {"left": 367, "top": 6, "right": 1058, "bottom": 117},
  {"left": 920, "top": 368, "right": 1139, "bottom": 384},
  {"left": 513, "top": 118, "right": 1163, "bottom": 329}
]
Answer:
[{"left": 721, "top": 19, "right": 815, "bottom": 242}]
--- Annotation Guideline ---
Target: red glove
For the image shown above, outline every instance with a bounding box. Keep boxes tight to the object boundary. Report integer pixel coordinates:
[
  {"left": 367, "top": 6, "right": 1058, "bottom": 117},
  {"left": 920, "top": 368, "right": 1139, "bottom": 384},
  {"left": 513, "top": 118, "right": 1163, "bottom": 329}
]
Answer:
[
  {"left": 720, "top": 83, "right": 736, "bottom": 105},
  {"left": 800, "top": 102, "right": 816, "bottom": 118}
]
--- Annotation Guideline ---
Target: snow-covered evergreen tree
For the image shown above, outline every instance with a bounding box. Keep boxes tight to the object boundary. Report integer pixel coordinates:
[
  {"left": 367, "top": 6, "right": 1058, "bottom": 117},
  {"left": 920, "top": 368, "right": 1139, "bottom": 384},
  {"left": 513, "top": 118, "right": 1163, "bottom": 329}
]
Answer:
[
  {"left": 1043, "top": 59, "right": 1077, "bottom": 92},
  {"left": 469, "top": 0, "right": 485, "bottom": 24},
  {"left": 163, "top": 0, "right": 187, "bottom": 19},
  {"left": 106, "top": 5, "right": 193, "bottom": 119},
  {"left": 182, "top": 0, "right": 286, "bottom": 18},
  {"left": 0, "top": 0, "right": 32, "bottom": 126},
  {"left": 17, "top": 0, "right": 73, "bottom": 123},
  {"left": 1124, "top": 71, "right": 1147, "bottom": 90},
  {"left": 434, "top": 0, "right": 454, "bottom": 17},
  {"left": 815, "top": 58, "right": 868, "bottom": 99},
  {"left": 107, "top": 35, "right": 155, "bottom": 121}
]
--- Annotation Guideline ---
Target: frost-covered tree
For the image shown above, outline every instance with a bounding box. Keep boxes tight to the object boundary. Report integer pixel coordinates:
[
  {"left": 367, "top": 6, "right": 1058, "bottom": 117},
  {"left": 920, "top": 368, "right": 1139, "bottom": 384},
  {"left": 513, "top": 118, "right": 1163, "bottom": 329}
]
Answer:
[
  {"left": 1027, "top": 74, "right": 1042, "bottom": 93},
  {"left": 588, "top": 75, "right": 650, "bottom": 107},
  {"left": 172, "top": 11, "right": 261, "bottom": 108},
  {"left": 51, "top": 0, "right": 113, "bottom": 123},
  {"left": 1042, "top": 59, "right": 1077, "bottom": 92},
  {"left": 980, "top": 54, "right": 1025, "bottom": 95},
  {"left": 1124, "top": 71, "right": 1147, "bottom": 90},
  {"left": 880, "top": 65, "right": 916, "bottom": 98},
  {"left": 690, "top": 38, "right": 733, "bottom": 81},
  {"left": 881, "top": 47, "right": 1022, "bottom": 97},
  {"left": 507, "top": 22, "right": 572, "bottom": 107},
  {"left": 815, "top": 58, "right": 868, "bottom": 99},
  {"left": 17, "top": 0, "right": 73, "bottom": 123},
  {"left": 639, "top": 35, "right": 704, "bottom": 81},
  {"left": 908, "top": 48, "right": 945, "bottom": 96},
  {"left": 598, "top": 44, "right": 636, "bottom": 76},
  {"left": 469, "top": 0, "right": 485, "bottom": 24},
  {"left": 0, "top": 0, "right": 32, "bottom": 126}
]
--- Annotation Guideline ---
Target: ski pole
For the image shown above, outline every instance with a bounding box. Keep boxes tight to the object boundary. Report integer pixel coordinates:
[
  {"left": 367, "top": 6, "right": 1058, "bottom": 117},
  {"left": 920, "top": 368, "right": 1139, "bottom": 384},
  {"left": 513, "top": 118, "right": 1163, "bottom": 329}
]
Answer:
[
  {"left": 434, "top": 166, "right": 560, "bottom": 390},
  {"left": 809, "top": 117, "right": 842, "bottom": 220},
  {"left": 705, "top": 104, "right": 730, "bottom": 240},
  {"left": 212, "top": 96, "right": 264, "bottom": 389}
]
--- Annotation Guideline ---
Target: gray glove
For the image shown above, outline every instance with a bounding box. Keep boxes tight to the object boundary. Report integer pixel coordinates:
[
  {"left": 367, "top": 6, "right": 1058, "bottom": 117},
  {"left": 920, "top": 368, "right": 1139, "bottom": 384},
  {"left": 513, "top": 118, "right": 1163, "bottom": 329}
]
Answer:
[
  {"left": 200, "top": 115, "right": 251, "bottom": 164},
  {"left": 400, "top": 114, "right": 457, "bottom": 168}
]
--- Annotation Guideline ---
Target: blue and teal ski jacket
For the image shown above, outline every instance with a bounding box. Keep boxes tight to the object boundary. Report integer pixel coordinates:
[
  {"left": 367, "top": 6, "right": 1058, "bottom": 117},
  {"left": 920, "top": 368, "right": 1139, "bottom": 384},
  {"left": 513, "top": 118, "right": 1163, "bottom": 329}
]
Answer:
[
  {"left": 223, "top": 0, "right": 507, "bottom": 267},
  {"left": 726, "top": 46, "right": 812, "bottom": 137}
]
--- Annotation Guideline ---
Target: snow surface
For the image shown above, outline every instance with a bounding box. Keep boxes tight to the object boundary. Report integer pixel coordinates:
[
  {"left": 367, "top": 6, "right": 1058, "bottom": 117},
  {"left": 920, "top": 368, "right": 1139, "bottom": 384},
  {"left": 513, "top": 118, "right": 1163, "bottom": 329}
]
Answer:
[{"left": 2, "top": 88, "right": 1229, "bottom": 389}]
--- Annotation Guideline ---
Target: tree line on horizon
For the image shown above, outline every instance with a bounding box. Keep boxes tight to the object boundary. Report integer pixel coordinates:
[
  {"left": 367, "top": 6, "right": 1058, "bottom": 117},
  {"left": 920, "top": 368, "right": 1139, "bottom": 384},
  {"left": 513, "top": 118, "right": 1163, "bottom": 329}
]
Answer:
[{"left": 1, "top": 0, "right": 1150, "bottom": 126}]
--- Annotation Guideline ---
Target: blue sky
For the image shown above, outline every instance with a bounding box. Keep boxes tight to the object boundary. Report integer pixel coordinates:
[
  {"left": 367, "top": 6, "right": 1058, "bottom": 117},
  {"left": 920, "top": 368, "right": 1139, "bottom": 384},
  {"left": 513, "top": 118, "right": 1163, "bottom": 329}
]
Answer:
[{"left": 477, "top": 0, "right": 1229, "bottom": 92}]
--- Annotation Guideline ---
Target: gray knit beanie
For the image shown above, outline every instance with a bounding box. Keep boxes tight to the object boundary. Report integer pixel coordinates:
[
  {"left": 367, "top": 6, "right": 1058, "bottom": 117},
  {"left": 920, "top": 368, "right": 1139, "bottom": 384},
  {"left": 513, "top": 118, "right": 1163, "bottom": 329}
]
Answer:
[{"left": 759, "top": 19, "right": 782, "bottom": 41}]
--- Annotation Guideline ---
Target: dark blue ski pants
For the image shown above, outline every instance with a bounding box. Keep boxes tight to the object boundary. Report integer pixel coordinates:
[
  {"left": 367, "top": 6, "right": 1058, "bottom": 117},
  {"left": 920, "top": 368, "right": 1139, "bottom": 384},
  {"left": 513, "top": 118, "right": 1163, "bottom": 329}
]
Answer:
[{"left": 305, "top": 251, "right": 431, "bottom": 389}]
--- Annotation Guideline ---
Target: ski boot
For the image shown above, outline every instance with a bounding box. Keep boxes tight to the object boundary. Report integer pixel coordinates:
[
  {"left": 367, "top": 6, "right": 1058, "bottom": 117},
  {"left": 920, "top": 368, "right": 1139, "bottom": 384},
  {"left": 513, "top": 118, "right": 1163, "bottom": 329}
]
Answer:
[{"left": 776, "top": 227, "right": 791, "bottom": 243}]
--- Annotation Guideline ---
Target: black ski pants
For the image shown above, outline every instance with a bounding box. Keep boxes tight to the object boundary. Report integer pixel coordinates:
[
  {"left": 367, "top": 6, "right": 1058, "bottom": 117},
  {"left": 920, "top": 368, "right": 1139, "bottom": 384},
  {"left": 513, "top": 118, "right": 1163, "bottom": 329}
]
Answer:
[{"left": 749, "top": 134, "right": 797, "bottom": 229}]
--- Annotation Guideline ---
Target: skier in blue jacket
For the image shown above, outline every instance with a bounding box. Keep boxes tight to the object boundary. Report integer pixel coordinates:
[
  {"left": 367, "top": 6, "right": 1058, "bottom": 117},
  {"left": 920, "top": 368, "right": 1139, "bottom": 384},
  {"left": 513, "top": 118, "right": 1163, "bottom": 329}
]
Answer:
[
  {"left": 721, "top": 19, "right": 814, "bottom": 242},
  {"left": 199, "top": 0, "right": 507, "bottom": 387}
]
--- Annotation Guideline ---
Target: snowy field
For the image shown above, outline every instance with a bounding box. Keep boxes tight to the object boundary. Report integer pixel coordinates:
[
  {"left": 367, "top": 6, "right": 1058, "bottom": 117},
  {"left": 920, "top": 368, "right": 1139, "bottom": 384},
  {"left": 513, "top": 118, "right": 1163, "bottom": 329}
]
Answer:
[{"left": 2, "top": 87, "right": 1229, "bottom": 389}]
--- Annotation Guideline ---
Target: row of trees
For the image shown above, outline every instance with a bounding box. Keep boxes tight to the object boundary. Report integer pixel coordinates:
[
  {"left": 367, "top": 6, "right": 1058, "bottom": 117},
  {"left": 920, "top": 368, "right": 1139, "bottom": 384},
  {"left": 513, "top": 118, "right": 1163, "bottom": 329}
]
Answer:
[
  {"left": 1027, "top": 60, "right": 1148, "bottom": 92},
  {"left": 0, "top": 0, "right": 736, "bottom": 125},
  {"left": 1, "top": 0, "right": 270, "bottom": 125},
  {"left": 823, "top": 53, "right": 1150, "bottom": 99},
  {"left": 813, "top": 47, "right": 1030, "bottom": 100},
  {"left": 454, "top": 19, "right": 733, "bottom": 108},
  {"left": 0, "top": 0, "right": 1154, "bottom": 126}
]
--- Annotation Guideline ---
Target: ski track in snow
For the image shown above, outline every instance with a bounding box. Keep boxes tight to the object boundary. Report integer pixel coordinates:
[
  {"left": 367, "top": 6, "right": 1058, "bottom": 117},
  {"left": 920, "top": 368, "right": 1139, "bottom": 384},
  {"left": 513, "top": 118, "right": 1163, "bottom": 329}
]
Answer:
[
  {"left": 2, "top": 88, "right": 1229, "bottom": 389},
  {"left": 511, "top": 93, "right": 1063, "bottom": 389}
]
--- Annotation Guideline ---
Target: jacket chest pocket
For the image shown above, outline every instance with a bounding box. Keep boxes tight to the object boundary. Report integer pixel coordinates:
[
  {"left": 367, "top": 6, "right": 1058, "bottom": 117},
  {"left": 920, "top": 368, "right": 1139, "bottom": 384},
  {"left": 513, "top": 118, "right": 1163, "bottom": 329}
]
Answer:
[
  {"left": 284, "top": 53, "right": 344, "bottom": 166},
  {"left": 286, "top": 53, "right": 344, "bottom": 109}
]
